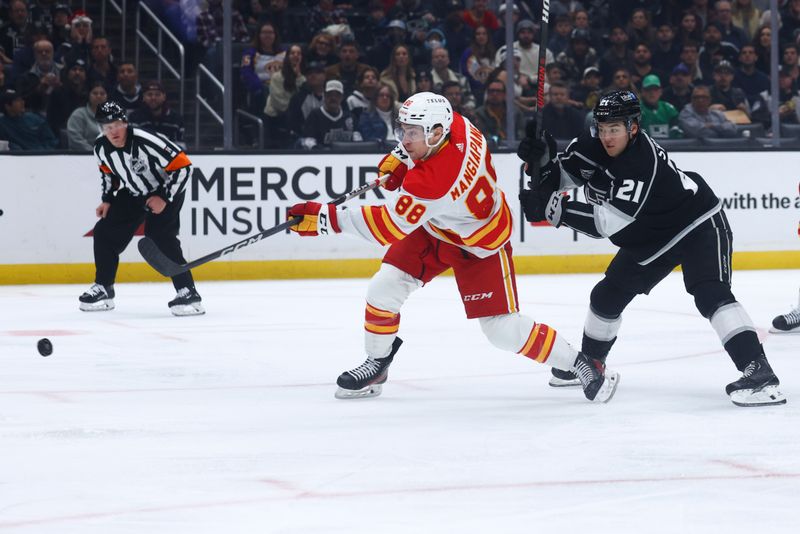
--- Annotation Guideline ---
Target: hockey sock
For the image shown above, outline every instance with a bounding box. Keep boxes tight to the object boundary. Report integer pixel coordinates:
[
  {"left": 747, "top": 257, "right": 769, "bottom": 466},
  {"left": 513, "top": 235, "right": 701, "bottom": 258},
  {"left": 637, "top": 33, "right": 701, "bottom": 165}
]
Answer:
[
  {"left": 709, "top": 301, "right": 760, "bottom": 369},
  {"left": 363, "top": 263, "right": 422, "bottom": 359},
  {"left": 517, "top": 323, "right": 578, "bottom": 371},
  {"left": 581, "top": 305, "right": 621, "bottom": 360},
  {"left": 478, "top": 314, "right": 577, "bottom": 370},
  {"left": 364, "top": 304, "right": 401, "bottom": 359},
  {"left": 581, "top": 334, "right": 614, "bottom": 362},
  {"left": 724, "top": 332, "right": 765, "bottom": 371}
]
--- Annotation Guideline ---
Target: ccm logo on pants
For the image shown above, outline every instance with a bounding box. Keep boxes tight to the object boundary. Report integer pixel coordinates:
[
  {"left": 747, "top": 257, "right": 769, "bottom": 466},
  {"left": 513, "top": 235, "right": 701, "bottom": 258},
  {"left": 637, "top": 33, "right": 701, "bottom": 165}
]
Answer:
[{"left": 464, "top": 292, "right": 494, "bottom": 302}]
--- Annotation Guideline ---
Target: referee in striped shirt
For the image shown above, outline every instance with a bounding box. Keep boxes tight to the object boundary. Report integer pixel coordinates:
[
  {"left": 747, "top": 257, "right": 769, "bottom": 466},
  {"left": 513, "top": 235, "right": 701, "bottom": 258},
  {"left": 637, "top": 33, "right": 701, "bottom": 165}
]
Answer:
[{"left": 78, "top": 100, "right": 204, "bottom": 316}]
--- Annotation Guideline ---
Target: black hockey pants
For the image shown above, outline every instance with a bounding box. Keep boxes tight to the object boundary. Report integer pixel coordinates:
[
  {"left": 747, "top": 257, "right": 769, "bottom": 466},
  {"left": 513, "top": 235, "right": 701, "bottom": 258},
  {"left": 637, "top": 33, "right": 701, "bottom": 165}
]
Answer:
[{"left": 92, "top": 190, "right": 194, "bottom": 290}]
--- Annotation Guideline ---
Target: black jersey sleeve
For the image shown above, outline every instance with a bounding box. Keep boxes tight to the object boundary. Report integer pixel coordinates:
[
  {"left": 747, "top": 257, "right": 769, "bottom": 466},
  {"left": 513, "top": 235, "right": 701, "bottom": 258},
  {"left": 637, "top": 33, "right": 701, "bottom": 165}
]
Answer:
[
  {"left": 555, "top": 132, "right": 610, "bottom": 192},
  {"left": 561, "top": 200, "right": 603, "bottom": 238}
]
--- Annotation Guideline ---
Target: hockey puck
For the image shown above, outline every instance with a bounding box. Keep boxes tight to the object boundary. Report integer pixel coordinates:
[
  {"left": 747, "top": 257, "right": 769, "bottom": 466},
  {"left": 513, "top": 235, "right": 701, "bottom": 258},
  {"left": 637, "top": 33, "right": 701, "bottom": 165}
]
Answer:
[{"left": 37, "top": 338, "right": 53, "bottom": 356}]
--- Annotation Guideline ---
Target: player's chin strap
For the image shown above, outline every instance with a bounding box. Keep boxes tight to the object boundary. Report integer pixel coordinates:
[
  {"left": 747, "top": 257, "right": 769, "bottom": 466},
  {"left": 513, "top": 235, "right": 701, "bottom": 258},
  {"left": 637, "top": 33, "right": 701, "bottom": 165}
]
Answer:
[{"left": 422, "top": 131, "right": 447, "bottom": 159}]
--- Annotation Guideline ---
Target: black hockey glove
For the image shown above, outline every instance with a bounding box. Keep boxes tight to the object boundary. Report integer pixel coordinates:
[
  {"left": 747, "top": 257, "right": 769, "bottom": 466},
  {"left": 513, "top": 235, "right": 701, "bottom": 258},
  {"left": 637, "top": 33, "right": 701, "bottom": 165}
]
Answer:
[
  {"left": 517, "top": 120, "right": 557, "bottom": 171},
  {"left": 543, "top": 191, "right": 566, "bottom": 227},
  {"left": 520, "top": 187, "right": 566, "bottom": 226}
]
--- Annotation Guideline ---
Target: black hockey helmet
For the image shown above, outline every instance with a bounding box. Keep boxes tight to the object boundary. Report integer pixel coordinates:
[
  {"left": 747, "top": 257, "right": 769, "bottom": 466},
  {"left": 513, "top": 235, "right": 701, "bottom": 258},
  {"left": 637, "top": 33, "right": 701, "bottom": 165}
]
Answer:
[
  {"left": 591, "top": 90, "right": 641, "bottom": 137},
  {"left": 95, "top": 100, "right": 127, "bottom": 124}
]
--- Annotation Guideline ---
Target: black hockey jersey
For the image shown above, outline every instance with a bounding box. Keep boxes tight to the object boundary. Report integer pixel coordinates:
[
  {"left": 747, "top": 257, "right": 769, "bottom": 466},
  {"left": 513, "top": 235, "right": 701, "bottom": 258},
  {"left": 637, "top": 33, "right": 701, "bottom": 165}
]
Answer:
[{"left": 555, "top": 130, "right": 721, "bottom": 265}]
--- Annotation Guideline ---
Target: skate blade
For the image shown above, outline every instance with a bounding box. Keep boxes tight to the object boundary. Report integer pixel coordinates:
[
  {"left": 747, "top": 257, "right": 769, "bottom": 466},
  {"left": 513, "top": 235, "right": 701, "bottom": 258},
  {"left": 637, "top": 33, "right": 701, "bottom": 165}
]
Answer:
[
  {"left": 170, "top": 303, "right": 205, "bottom": 316},
  {"left": 768, "top": 326, "right": 800, "bottom": 334},
  {"left": 335, "top": 383, "right": 383, "bottom": 399},
  {"left": 79, "top": 299, "right": 115, "bottom": 312},
  {"left": 548, "top": 376, "right": 582, "bottom": 388},
  {"left": 730, "top": 385, "right": 787, "bottom": 407},
  {"left": 592, "top": 370, "right": 620, "bottom": 403}
]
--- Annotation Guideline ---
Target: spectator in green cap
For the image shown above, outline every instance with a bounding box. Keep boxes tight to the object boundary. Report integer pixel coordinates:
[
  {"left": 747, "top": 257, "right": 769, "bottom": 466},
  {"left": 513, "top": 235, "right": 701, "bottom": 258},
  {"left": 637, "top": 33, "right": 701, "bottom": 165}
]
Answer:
[{"left": 639, "top": 74, "right": 683, "bottom": 138}]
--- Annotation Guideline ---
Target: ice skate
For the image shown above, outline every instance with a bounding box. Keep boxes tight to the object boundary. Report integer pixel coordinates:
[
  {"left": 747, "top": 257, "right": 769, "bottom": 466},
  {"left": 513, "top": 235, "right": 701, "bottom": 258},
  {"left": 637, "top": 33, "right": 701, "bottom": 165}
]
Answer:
[
  {"left": 335, "top": 337, "right": 403, "bottom": 399},
  {"left": 169, "top": 287, "right": 205, "bottom": 316},
  {"left": 770, "top": 297, "right": 800, "bottom": 334},
  {"left": 573, "top": 352, "right": 619, "bottom": 403},
  {"left": 726, "top": 357, "right": 786, "bottom": 407},
  {"left": 548, "top": 368, "right": 581, "bottom": 387},
  {"left": 79, "top": 283, "right": 115, "bottom": 311}
]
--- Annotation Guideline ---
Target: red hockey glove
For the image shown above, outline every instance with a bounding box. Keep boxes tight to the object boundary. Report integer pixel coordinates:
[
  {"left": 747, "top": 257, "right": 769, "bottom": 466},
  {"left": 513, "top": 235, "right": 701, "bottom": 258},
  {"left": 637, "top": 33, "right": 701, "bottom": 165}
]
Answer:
[
  {"left": 288, "top": 202, "right": 341, "bottom": 236},
  {"left": 378, "top": 143, "right": 414, "bottom": 191}
]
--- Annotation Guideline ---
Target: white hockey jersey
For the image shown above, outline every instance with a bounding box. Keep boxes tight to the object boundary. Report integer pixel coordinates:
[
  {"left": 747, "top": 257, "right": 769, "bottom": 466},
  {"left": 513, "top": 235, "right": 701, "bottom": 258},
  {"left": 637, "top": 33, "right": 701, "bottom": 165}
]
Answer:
[{"left": 336, "top": 113, "right": 513, "bottom": 258}]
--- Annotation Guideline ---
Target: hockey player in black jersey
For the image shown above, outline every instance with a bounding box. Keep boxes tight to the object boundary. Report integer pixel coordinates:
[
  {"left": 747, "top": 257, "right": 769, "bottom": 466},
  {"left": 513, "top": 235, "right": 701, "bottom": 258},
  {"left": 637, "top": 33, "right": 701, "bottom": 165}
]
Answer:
[{"left": 518, "top": 90, "right": 785, "bottom": 407}]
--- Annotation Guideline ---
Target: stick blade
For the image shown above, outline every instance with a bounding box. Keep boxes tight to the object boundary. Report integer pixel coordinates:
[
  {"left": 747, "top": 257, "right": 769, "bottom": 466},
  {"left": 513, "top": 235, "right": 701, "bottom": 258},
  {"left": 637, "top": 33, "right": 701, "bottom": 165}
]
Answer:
[{"left": 137, "top": 237, "right": 185, "bottom": 278}]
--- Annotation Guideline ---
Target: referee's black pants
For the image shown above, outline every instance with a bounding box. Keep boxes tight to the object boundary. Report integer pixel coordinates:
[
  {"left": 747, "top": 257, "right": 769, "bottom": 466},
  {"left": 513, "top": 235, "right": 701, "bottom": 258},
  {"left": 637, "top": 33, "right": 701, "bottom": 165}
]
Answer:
[{"left": 92, "top": 190, "right": 195, "bottom": 291}]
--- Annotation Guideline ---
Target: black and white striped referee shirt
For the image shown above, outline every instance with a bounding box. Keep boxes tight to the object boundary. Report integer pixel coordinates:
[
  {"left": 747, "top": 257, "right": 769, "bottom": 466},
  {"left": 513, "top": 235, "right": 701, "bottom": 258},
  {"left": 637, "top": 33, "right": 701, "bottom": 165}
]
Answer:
[{"left": 93, "top": 126, "right": 192, "bottom": 203}]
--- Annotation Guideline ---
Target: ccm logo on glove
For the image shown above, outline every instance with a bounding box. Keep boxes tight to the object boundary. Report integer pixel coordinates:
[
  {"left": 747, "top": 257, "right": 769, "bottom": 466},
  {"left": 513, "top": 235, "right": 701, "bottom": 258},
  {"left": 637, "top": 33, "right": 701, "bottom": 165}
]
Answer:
[{"left": 288, "top": 202, "right": 341, "bottom": 236}]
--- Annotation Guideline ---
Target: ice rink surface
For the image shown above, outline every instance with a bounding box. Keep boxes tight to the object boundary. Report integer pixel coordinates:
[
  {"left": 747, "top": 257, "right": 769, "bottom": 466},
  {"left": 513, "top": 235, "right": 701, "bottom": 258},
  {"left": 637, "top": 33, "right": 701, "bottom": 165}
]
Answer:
[{"left": 1, "top": 270, "right": 799, "bottom": 533}]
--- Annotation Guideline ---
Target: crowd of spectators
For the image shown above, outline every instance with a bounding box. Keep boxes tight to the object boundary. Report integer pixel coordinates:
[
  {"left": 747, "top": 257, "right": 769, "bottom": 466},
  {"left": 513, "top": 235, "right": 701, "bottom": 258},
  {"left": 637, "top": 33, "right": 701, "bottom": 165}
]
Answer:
[
  {"left": 0, "top": 0, "right": 184, "bottom": 151},
  {"left": 227, "top": 0, "right": 800, "bottom": 148},
  {"left": 3, "top": 0, "right": 800, "bottom": 151}
]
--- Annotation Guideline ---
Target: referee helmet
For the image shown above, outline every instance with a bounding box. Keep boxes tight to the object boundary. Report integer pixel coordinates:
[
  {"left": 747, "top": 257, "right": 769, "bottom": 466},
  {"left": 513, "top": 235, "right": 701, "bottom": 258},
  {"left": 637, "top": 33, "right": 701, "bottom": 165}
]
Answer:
[{"left": 95, "top": 101, "right": 128, "bottom": 124}]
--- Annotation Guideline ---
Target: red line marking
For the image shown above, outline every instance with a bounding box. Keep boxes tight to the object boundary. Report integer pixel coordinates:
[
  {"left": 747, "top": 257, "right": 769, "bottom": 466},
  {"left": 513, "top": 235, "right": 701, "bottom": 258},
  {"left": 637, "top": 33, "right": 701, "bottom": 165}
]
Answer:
[
  {"left": 0, "top": 345, "right": 728, "bottom": 398},
  {"left": 1, "top": 472, "right": 798, "bottom": 529},
  {"left": 709, "top": 459, "right": 780, "bottom": 476},
  {"left": 4, "top": 330, "right": 84, "bottom": 337}
]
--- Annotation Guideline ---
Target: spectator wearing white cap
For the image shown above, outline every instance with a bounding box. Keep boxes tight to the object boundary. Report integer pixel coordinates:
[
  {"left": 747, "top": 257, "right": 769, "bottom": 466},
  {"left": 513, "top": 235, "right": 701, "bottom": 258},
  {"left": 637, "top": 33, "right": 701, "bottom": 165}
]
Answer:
[
  {"left": 494, "top": 19, "right": 553, "bottom": 84},
  {"left": 299, "top": 79, "right": 362, "bottom": 148}
]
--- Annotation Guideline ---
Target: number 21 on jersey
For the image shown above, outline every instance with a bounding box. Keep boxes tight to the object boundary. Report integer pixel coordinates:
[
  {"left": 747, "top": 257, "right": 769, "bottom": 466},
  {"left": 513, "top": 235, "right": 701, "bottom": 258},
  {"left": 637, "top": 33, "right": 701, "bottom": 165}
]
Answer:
[{"left": 615, "top": 179, "right": 644, "bottom": 203}]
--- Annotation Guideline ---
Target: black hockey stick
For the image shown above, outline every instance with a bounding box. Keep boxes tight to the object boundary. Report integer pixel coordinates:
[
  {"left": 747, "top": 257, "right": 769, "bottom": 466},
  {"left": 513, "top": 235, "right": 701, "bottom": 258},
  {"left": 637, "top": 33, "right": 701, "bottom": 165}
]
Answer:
[
  {"left": 527, "top": 0, "right": 551, "bottom": 188},
  {"left": 138, "top": 177, "right": 386, "bottom": 277}
]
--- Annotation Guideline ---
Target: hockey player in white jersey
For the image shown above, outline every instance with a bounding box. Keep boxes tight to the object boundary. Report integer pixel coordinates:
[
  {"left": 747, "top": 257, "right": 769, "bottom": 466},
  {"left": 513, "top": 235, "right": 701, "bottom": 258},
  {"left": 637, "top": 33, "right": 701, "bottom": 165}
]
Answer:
[{"left": 287, "top": 91, "right": 619, "bottom": 403}]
